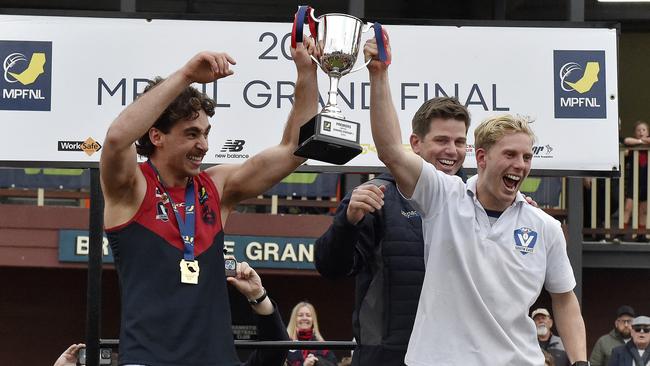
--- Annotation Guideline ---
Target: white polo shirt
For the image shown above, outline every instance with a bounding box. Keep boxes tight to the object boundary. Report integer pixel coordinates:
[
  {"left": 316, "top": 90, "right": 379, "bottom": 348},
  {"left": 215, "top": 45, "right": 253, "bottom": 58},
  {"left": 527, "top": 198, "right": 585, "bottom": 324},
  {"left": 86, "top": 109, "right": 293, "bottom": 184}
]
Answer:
[{"left": 404, "top": 161, "right": 576, "bottom": 366}]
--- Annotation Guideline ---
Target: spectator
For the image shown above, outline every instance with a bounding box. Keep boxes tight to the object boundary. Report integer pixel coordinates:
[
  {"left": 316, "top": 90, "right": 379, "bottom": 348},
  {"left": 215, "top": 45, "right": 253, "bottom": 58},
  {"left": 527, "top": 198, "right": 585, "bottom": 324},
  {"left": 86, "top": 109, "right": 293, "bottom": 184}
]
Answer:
[
  {"left": 622, "top": 121, "right": 650, "bottom": 234},
  {"left": 533, "top": 308, "right": 570, "bottom": 366},
  {"left": 286, "top": 301, "right": 338, "bottom": 366},
  {"left": 591, "top": 305, "right": 635, "bottom": 366},
  {"left": 608, "top": 316, "right": 650, "bottom": 366}
]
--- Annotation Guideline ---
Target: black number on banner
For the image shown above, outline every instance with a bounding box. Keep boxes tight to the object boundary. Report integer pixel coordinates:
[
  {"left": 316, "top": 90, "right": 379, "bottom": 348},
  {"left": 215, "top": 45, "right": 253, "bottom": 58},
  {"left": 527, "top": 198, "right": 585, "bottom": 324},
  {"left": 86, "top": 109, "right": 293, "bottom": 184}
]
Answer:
[
  {"left": 259, "top": 32, "right": 278, "bottom": 60},
  {"left": 259, "top": 32, "right": 294, "bottom": 61},
  {"left": 280, "top": 33, "right": 292, "bottom": 60}
]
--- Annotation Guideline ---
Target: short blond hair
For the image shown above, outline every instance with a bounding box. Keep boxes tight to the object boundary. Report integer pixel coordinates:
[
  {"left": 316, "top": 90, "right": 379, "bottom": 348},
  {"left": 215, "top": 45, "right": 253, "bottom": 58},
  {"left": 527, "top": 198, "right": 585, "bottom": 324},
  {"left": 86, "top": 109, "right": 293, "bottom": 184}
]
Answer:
[{"left": 474, "top": 114, "right": 536, "bottom": 151}]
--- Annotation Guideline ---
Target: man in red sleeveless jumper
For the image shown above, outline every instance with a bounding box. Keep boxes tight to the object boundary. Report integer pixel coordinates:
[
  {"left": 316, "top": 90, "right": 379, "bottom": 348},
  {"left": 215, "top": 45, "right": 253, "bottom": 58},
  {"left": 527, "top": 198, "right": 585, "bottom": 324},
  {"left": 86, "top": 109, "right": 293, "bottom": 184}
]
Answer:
[{"left": 99, "top": 42, "right": 319, "bottom": 366}]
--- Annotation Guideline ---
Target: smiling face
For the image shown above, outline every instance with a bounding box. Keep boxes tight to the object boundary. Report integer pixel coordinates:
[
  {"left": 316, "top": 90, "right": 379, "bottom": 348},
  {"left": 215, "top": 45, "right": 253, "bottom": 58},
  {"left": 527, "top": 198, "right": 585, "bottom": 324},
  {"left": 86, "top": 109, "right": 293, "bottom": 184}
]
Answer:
[
  {"left": 296, "top": 305, "right": 314, "bottom": 331},
  {"left": 411, "top": 118, "right": 467, "bottom": 175},
  {"left": 150, "top": 110, "right": 211, "bottom": 185},
  {"left": 476, "top": 132, "right": 533, "bottom": 211}
]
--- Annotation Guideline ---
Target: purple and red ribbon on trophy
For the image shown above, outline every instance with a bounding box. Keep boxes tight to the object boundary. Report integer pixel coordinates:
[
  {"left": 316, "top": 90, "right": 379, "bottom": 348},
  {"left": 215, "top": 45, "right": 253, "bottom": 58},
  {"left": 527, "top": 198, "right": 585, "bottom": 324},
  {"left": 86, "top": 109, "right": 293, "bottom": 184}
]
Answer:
[{"left": 291, "top": 5, "right": 390, "bottom": 65}]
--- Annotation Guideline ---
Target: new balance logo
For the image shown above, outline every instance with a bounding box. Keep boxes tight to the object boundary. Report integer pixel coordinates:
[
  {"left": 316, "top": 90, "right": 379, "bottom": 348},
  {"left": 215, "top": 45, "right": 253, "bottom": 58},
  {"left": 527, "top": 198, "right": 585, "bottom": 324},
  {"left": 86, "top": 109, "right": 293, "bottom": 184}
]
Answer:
[{"left": 221, "top": 139, "right": 245, "bottom": 152}]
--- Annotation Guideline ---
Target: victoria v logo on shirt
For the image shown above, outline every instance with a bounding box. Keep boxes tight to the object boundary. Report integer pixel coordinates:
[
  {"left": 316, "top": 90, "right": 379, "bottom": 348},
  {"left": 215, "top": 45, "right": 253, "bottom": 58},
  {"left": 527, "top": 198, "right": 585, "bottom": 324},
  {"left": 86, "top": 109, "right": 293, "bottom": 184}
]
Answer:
[{"left": 514, "top": 227, "right": 538, "bottom": 255}]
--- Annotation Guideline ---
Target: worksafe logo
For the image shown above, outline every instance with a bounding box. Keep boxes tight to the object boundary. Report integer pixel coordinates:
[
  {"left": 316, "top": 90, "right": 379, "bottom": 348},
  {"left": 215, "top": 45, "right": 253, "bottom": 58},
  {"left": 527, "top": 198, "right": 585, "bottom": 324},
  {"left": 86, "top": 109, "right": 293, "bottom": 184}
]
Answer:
[
  {"left": 0, "top": 40, "right": 52, "bottom": 111},
  {"left": 58, "top": 137, "right": 103, "bottom": 156},
  {"left": 554, "top": 50, "right": 606, "bottom": 119}
]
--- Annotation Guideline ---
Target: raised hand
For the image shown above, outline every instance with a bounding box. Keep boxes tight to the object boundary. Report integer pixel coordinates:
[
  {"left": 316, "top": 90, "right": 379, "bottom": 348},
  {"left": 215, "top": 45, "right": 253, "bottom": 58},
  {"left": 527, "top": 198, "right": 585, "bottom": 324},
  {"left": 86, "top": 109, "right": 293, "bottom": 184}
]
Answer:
[
  {"left": 291, "top": 37, "right": 319, "bottom": 73},
  {"left": 364, "top": 27, "right": 391, "bottom": 74},
  {"left": 346, "top": 184, "right": 387, "bottom": 225},
  {"left": 181, "top": 51, "right": 236, "bottom": 84},
  {"left": 226, "top": 260, "right": 264, "bottom": 300}
]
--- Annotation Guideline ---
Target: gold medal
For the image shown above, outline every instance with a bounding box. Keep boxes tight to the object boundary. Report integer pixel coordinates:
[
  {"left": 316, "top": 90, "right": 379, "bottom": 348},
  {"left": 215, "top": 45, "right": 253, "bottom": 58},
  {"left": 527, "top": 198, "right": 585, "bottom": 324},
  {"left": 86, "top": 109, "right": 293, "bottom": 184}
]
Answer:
[{"left": 180, "top": 259, "right": 200, "bottom": 285}]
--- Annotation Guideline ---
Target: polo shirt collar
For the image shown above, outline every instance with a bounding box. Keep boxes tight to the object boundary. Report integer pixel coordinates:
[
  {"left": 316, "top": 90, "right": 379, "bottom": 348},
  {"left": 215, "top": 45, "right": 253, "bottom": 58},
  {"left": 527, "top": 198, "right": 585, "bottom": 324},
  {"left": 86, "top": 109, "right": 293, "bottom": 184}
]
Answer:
[{"left": 465, "top": 174, "right": 526, "bottom": 207}]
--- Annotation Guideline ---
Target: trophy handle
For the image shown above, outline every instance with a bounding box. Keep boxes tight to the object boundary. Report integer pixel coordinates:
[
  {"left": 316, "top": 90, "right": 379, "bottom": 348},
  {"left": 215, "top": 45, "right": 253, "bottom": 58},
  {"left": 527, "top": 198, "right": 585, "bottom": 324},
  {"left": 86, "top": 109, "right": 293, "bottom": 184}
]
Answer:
[
  {"left": 348, "top": 22, "right": 375, "bottom": 74},
  {"left": 310, "top": 55, "right": 323, "bottom": 69}
]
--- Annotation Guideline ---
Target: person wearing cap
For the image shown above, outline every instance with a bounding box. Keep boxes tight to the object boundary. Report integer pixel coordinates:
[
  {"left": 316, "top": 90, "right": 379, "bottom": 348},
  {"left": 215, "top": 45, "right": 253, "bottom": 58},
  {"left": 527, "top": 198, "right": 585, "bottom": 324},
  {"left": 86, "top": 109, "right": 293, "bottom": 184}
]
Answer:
[
  {"left": 533, "top": 308, "right": 570, "bottom": 366},
  {"left": 608, "top": 316, "right": 650, "bottom": 366},
  {"left": 591, "top": 305, "right": 636, "bottom": 366}
]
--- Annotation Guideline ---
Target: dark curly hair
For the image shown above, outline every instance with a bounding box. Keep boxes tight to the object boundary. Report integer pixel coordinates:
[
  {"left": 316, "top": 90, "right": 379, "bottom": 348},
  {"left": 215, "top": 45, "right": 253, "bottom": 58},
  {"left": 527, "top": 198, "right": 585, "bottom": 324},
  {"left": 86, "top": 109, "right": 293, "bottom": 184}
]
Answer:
[
  {"left": 411, "top": 97, "right": 471, "bottom": 138},
  {"left": 135, "top": 77, "right": 216, "bottom": 157}
]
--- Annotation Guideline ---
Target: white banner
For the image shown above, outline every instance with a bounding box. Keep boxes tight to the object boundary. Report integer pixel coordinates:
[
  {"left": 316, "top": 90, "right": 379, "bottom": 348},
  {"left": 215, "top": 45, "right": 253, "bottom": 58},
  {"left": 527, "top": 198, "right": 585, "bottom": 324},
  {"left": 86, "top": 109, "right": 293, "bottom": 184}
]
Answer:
[{"left": 0, "top": 15, "right": 618, "bottom": 173}]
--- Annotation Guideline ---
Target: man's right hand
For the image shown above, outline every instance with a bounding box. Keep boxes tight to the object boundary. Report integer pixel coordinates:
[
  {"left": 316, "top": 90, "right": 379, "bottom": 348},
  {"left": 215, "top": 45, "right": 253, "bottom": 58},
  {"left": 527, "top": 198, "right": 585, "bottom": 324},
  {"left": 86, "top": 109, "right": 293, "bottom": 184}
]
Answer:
[
  {"left": 346, "top": 184, "right": 386, "bottom": 225},
  {"left": 363, "top": 27, "right": 391, "bottom": 74},
  {"left": 181, "top": 51, "right": 236, "bottom": 84}
]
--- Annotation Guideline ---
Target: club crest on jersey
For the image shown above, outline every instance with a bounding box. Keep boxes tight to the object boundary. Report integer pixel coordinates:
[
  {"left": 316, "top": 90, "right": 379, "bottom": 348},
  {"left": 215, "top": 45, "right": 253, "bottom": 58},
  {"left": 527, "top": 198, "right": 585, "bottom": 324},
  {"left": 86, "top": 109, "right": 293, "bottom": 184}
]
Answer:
[
  {"left": 514, "top": 227, "right": 538, "bottom": 255},
  {"left": 156, "top": 201, "right": 169, "bottom": 222},
  {"left": 155, "top": 187, "right": 169, "bottom": 204}
]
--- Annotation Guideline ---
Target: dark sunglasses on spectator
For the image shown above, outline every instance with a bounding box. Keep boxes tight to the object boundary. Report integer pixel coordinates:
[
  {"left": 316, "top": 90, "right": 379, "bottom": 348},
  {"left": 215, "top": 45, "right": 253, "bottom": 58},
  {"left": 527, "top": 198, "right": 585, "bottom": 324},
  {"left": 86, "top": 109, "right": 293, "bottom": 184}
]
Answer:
[{"left": 633, "top": 326, "right": 650, "bottom": 333}]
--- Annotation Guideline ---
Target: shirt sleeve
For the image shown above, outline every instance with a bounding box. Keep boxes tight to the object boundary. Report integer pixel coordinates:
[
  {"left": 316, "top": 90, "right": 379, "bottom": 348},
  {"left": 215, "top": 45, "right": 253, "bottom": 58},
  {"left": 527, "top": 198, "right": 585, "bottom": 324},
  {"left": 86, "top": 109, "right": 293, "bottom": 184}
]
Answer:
[
  {"left": 243, "top": 299, "right": 290, "bottom": 366},
  {"left": 405, "top": 161, "right": 450, "bottom": 219},
  {"left": 544, "top": 219, "right": 576, "bottom": 294},
  {"left": 314, "top": 193, "right": 375, "bottom": 279}
]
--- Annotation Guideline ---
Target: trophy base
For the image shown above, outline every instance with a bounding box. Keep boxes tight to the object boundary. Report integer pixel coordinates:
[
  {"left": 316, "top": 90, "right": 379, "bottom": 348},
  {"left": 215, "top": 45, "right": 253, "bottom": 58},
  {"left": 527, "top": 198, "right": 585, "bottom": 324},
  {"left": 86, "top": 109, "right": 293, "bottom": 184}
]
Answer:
[{"left": 294, "top": 114, "right": 362, "bottom": 165}]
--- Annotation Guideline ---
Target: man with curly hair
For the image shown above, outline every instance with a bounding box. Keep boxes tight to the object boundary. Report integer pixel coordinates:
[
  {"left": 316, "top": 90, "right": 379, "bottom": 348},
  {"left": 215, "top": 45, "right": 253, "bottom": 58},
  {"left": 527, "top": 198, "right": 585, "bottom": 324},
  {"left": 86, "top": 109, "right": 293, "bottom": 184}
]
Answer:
[{"left": 100, "top": 42, "right": 318, "bottom": 366}]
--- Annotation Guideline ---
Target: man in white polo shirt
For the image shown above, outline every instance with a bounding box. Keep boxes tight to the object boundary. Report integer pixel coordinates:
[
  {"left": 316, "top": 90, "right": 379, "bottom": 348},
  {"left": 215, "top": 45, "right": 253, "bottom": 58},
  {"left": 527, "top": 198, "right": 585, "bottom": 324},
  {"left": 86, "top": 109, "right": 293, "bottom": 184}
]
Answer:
[{"left": 363, "top": 31, "right": 588, "bottom": 366}]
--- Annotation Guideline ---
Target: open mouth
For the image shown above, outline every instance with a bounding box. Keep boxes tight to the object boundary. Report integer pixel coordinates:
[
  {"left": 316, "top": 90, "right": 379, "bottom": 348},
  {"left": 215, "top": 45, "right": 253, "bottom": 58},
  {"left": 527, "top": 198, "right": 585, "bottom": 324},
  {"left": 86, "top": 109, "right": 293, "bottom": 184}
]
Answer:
[
  {"left": 437, "top": 159, "right": 456, "bottom": 170},
  {"left": 187, "top": 154, "right": 204, "bottom": 164},
  {"left": 503, "top": 174, "right": 521, "bottom": 191}
]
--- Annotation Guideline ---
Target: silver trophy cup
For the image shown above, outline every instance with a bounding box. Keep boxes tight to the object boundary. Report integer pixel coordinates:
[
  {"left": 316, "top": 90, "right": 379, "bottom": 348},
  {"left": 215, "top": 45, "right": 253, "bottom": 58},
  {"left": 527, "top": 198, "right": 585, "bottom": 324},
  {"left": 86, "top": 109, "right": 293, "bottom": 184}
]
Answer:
[{"left": 294, "top": 12, "right": 374, "bottom": 165}]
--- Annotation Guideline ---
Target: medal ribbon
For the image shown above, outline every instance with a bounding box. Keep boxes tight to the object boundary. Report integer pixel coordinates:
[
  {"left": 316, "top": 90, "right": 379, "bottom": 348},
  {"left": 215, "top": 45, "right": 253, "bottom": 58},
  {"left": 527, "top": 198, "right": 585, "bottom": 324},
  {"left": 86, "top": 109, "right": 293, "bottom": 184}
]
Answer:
[
  {"left": 147, "top": 161, "right": 196, "bottom": 261},
  {"left": 373, "top": 22, "right": 390, "bottom": 65},
  {"left": 291, "top": 5, "right": 317, "bottom": 49}
]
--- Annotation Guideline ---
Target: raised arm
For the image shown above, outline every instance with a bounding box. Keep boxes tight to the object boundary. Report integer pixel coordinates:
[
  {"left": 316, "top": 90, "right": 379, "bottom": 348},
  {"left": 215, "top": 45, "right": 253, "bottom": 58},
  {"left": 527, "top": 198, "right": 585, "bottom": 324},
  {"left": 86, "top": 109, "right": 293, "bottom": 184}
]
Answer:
[
  {"left": 209, "top": 40, "right": 319, "bottom": 215},
  {"left": 100, "top": 52, "right": 235, "bottom": 225},
  {"left": 551, "top": 290, "right": 587, "bottom": 364},
  {"left": 228, "top": 262, "right": 290, "bottom": 366},
  {"left": 365, "top": 30, "right": 422, "bottom": 198}
]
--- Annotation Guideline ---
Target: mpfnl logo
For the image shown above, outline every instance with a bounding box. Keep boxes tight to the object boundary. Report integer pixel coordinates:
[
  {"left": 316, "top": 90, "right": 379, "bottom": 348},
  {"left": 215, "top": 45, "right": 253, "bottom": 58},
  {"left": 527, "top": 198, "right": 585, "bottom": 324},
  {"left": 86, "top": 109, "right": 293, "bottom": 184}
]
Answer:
[
  {"left": 554, "top": 50, "right": 606, "bottom": 119},
  {"left": 0, "top": 41, "right": 52, "bottom": 111}
]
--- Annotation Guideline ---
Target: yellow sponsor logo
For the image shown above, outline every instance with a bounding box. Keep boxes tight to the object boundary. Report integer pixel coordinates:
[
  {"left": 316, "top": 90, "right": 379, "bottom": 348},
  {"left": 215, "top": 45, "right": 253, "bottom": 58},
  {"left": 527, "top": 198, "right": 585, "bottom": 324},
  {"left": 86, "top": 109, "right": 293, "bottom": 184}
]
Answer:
[{"left": 81, "top": 137, "right": 102, "bottom": 156}]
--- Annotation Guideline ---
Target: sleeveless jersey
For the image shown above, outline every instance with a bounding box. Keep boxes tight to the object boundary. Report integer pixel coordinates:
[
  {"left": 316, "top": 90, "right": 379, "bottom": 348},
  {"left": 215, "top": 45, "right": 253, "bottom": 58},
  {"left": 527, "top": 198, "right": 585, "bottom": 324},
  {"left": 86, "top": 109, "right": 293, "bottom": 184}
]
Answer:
[{"left": 106, "top": 163, "right": 239, "bottom": 366}]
